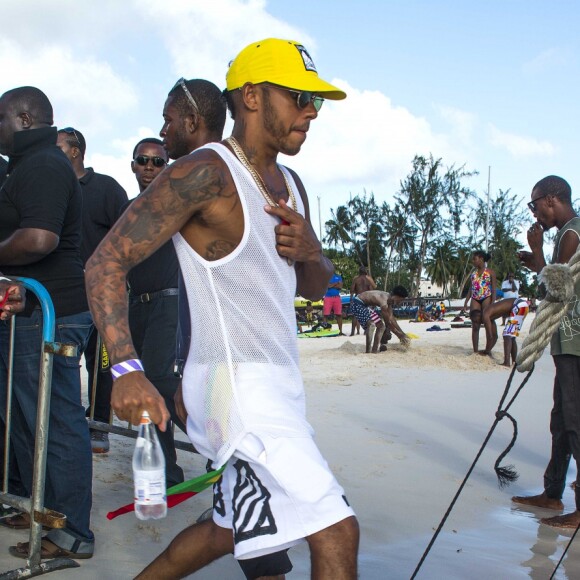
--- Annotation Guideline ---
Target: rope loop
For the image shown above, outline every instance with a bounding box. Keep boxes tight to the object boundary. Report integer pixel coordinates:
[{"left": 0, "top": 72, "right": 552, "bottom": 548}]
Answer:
[{"left": 516, "top": 253, "right": 580, "bottom": 372}]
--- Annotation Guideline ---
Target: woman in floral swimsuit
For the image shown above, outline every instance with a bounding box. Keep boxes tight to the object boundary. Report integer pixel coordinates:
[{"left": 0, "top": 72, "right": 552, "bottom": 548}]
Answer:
[{"left": 463, "top": 250, "right": 496, "bottom": 352}]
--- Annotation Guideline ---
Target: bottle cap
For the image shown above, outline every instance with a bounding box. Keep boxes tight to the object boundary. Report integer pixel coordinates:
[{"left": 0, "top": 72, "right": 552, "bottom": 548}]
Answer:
[{"left": 140, "top": 411, "right": 151, "bottom": 424}]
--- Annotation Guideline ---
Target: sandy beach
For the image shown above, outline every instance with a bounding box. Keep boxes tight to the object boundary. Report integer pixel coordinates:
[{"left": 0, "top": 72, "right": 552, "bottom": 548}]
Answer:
[{"left": 1, "top": 314, "right": 579, "bottom": 579}]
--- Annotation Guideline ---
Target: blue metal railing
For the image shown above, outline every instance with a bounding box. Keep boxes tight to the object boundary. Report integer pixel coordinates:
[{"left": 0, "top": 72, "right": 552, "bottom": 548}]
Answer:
[{"left": 0, "top": 277, "right": 79, "bottom": 578}]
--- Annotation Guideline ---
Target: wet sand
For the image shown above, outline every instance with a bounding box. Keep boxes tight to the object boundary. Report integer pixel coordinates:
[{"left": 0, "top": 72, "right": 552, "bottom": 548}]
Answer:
[{"left": 1, "top": 314, "right": 579, "bottom": 578}]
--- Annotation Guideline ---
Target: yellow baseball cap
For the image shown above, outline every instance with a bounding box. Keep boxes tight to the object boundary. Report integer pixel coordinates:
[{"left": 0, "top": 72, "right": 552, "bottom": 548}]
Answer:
[{"left": 226, "top": 38, "right": 346, "bottom": 100}]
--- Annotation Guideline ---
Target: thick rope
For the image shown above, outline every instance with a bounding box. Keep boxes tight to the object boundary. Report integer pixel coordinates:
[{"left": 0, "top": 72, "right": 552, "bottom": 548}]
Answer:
[
  {"left": 517, "top": 246, "right": 580, "bottom": 372},
  {"left": 492, "top": 367, "right": 536, "bottom": 485}
]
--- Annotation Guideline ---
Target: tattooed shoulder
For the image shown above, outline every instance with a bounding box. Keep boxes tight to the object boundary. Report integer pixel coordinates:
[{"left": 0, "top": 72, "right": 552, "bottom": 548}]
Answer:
[
  {"left": 168, "top": 155, "right": 231, "bottom": 205},
  {"left": 205, "top": 240, "right": 236, "bottom": 260}
]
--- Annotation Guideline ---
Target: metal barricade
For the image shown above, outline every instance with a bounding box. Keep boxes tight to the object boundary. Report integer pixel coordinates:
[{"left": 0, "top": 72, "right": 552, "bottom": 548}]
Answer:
[{"left": 0, "top": 277, "right": 79, "bottom": 578}]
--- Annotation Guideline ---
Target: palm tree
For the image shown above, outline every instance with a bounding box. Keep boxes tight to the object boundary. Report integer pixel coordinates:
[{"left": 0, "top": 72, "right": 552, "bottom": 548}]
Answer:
[
  {"left": 471, "top": 188, "right": 529, "bottom": 281},
  {"left": 397, "top": 154, "right": 476, "bottom": 294},
  {"left": 383, "top": 202, "right": 416, "bottom": 290},
  {"left": 324, "top": 205, "right": 354, "bottom": 255},
  {"left": 425, "top": 237, "right": 458, "bottom": 296},
  {"left": 348, "top": 191, "right": 382, "bottom": 277}
]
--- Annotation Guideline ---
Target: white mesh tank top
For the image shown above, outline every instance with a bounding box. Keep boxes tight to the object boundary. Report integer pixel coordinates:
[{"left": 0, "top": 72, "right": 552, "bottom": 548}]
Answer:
[{"left": 173, "top": 143, "right": 313, "bottom": 467}]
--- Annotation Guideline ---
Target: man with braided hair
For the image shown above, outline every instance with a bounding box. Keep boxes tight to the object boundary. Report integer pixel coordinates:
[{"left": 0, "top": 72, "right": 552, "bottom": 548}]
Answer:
[{"left": 514, "top": 175, "right": 580, "bottom": 529}]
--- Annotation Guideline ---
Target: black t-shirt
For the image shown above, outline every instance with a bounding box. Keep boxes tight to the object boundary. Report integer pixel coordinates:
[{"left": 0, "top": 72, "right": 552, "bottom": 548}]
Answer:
[
  {"left": 120, "top": 198, "right": 178, "bottom": 296},
  {"left": 0, "top": 156, "right": 7, "bottom": 185},
  {"left": 0, "top": 127, "right": 88, "bottom": 317},
  {"left": 79, "top": 168, "right": 128, "bottom": 265}
]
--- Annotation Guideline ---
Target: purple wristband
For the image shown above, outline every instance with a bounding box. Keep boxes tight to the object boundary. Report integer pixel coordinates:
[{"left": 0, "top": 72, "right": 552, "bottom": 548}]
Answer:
[{"left": 110, "top": 358, "right": 144, "bottom": 380}]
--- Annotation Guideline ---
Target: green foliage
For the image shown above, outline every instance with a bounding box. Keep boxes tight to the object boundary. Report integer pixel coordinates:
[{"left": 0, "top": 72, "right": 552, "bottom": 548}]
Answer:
[
  {"left": 322, "top": 248, "right": 360, "bottom": 291},
  {"left": 396, "top": 154, "right": 476, "bottom": 294},
  {"left": 324, "top": 191, "right": 386, "bottom": 278},
  {"left": 322, "top": 154, "right": 533, "bottom": 299}
]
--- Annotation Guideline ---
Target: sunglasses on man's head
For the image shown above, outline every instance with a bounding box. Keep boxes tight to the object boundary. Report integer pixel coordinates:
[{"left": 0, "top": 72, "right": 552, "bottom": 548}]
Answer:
[
  {"left": 134, "top": 155, "right": 166, "bottom": 168},
  {"left": 172, "top": 77, "right": 200, "bottom": 116},
  {"left": 264, "top": 84, "right": 325, "bottom": 112},
  {"left": 60, "top": 127, "right": 80, "bottom": 146}
]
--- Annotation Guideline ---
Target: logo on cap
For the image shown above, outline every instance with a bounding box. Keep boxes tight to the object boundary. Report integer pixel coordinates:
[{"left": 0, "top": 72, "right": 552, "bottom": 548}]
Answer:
[{"left": 295, "top": 45, "right": 317, "bottom": 73}]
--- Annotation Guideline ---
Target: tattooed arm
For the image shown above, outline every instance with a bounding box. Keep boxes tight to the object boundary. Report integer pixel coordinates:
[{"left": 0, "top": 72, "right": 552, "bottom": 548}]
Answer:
[
  {"left": 264, "top": 169, "right": 333, "bottom": 300},
  {"left": 85, "top": 150, "right": 231, "bottom": 428}
]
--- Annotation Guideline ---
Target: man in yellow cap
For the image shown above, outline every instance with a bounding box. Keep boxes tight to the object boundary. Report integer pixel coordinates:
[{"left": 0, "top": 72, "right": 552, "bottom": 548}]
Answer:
[{"left": 85, "top": 38, "right": 358, "bottom": 579}]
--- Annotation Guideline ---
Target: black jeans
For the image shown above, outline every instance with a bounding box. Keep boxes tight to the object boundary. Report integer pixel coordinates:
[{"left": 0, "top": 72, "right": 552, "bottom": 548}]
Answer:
[
  {"left": 544, "top": 354, "right": 580, "bottom": 508},
  {"left": 129, "top": 292, "right": 185, "bottom": 487}
]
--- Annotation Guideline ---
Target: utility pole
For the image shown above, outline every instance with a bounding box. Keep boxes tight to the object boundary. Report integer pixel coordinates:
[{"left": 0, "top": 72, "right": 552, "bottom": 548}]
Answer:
[
  {"left": 485, "top": 166, "right": 491, "bottom": 252},
  {"left": 317, "top": 195, "right": 322, "bottom": 241}
]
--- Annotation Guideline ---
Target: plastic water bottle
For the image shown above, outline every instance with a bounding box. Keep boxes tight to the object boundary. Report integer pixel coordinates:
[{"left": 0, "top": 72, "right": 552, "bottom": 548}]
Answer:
[{"left": 133, "top": 411, "right": 167, "bottom": 520}]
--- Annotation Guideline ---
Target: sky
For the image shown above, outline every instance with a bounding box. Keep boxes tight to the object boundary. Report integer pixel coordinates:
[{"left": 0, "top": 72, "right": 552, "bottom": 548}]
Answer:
[{"left": 2, "top": 0, "right": 579, "bottom": 241}]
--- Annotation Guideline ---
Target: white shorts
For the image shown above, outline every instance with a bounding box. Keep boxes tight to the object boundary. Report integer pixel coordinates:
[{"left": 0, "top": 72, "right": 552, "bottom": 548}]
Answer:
[{"left": 212, "top": 432, "right": 355, "bottom": 560}]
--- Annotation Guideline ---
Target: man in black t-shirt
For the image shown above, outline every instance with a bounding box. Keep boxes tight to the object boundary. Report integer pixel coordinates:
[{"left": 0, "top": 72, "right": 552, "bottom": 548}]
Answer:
[
  {"left": 123, "top": 137, "right": 185, "bottom": 487},
  {"left": 0, "top": 86, "right": 94, "bottom": 559},
  {"left": 57, "top": 128, "right": 128, "bottom": 454},
  {"left": 0, "top": 156, "right": 7, "bottom": 185}
]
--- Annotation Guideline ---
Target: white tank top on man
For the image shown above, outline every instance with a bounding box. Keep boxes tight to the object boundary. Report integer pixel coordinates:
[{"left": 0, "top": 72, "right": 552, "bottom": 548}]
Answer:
[{"left": 173, "top": 143, "right": 312, "bottom": 467}]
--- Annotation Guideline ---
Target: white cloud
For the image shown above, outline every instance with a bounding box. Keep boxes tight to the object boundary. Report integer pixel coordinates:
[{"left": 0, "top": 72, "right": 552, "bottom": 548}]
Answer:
[
  {"left": 435, "top": 105, "right": 477, "bottom": 145},
  {"left": 0, "top": 38, "right": 138, "bottom": 134},
  {"left": 523, "top": 47, "right": 570, "bottom": 75},
  {"left": 1, "top": 0, "right": 564, "bottom": 225},
  {"left": 139, "top": 0, "right": 314, "bottom": 85},
  {"left": 0, "top": 0, "right": 133, "bottom": 50},
  {"left": 281, "top": 81, "right": 467, "bottom": 206},
  {"left": 488, "top": 124, "right": 556, "bottom": 158}
]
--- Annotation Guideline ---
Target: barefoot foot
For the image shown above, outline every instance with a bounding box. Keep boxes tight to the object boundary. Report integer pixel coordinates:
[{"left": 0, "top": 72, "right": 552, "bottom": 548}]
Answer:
[
  {"left": 512, "top": 492, "right": 564, "bottom": 510},
  {"left": 541, "top": 511, "right": 580, "bottom": 529}
]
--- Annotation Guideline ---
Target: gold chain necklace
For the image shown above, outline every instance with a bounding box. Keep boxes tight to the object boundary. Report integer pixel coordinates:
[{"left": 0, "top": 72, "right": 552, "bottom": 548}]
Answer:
[
  {"left": 226, "top": 137, "right": 297, "bottom": 266},
  {"left": 226, "top": 137, "right": 297, "bottom": 213}
]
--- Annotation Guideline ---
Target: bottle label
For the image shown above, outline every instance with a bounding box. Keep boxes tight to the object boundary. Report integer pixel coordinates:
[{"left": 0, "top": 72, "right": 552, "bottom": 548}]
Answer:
[{"left": 134, "top": 468, "right": 166, "bottom": 504}]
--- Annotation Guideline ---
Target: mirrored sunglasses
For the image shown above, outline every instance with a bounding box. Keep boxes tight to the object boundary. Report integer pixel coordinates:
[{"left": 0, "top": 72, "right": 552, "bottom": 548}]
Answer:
[
  {"left": 286, "top": 88, "right": 324, "bottom": 112},
  {"left": 265, "top": 84, "right": 324, "bottom": 112},
  {"left": 134, "top": 155, "right": 166, "bottom": 168}
]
